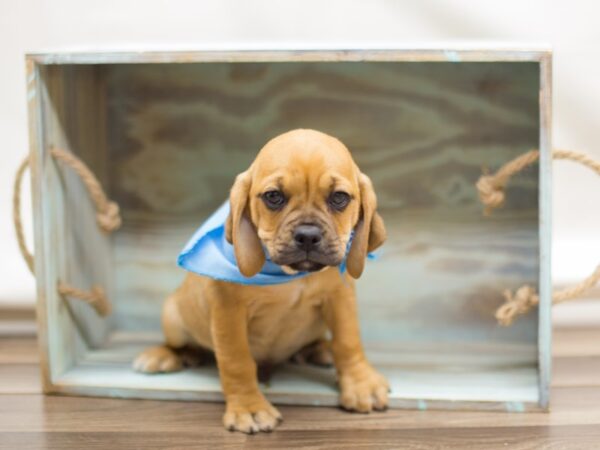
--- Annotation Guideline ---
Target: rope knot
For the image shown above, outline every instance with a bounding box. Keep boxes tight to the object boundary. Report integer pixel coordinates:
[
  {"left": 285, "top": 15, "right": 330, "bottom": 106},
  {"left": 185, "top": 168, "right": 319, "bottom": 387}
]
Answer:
[
  {"left": 96, "top": 201, "right": 122, "bottom": 232},
  {"left": 476, "top": 174, "right": 506, "bottom": 215},
  {"left": 57, "top": 281, "right": 112, "bottom": 317},
  {"left": 14, "top": 148, "right": 119, "bottom": 318},
  {"left": 90, "top": 285, "right": 112, "bottom": 316},
  {"left": 495, "top": 285, "right": 539, "bottom": 326}
]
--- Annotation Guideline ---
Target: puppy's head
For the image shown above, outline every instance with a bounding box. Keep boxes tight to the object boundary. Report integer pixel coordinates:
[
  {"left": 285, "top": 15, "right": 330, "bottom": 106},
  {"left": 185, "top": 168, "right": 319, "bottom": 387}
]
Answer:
[{"left": 225, "top": 129, "right": 386, "bottom": 279}]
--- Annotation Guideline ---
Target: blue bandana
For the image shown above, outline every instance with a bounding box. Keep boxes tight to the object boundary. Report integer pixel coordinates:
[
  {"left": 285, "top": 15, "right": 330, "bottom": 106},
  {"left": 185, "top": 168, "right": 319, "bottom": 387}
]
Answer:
[{"left": 177, "top": 201, "right": 364, "bottom": 285}]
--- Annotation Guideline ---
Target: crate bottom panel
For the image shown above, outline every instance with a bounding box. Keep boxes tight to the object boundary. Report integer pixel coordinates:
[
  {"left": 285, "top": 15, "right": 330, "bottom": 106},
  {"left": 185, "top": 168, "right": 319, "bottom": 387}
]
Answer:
[{"left": 49, "top": 334, "right": 541, "bottom": 412}]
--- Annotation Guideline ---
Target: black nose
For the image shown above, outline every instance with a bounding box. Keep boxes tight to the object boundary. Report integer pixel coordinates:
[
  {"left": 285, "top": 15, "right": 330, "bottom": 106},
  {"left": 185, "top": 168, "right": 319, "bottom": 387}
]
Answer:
[{"left": 294, "top": 224, "right": 322, "bottom": 251}]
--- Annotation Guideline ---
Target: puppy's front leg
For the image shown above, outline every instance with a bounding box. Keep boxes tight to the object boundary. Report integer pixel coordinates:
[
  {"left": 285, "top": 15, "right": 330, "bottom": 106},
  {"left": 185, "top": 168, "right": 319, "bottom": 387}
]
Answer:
[
  {"left": 322, "top": 282, "right": 389, "bottom": 413},
  {"left": 210, "top": 294, "right": 282, "bottom": 434}
]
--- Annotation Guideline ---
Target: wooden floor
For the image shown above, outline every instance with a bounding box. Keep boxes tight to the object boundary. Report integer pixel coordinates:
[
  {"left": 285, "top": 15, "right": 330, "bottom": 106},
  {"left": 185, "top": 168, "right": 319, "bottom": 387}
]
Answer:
[{"left": 2, "top": 327, "right": 600, "bottom": 449}]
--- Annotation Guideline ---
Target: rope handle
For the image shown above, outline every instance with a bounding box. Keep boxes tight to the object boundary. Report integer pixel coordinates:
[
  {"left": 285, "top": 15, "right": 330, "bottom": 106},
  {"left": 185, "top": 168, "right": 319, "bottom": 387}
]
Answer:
[
  {"left": 477, "top": 149, "right": 600, "bottom": 326},
  {"left": 13, "top": 147, "right": 121, "bottom": 317}
]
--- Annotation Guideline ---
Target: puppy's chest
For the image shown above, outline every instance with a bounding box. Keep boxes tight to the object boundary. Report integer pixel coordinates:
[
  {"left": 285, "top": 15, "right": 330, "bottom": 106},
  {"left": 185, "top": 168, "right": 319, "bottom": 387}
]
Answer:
[{"left": 246, "top": 284, "right": 326, "bottom": 363}]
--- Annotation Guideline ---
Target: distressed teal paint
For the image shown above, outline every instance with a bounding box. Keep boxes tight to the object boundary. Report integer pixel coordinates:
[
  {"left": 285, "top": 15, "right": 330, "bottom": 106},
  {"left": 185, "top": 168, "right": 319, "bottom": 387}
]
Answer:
[
  {"left": 27, "top": 48, "right": 552, "bottom": 411},
  {"left": 505, "top": 401, "right": 525, "bottom": 413},
  {"left": 537, "top": 52, "right": 553, "bottom": 410},
  {"left": 443, "top": 50, "right": 461, "bottom": 62}
]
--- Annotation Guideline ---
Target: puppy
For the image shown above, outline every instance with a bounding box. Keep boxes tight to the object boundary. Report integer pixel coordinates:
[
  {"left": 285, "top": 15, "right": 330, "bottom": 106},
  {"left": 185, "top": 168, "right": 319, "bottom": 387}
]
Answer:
[{"left": 134, "top": 129, "right": 389, "bottom": 433}]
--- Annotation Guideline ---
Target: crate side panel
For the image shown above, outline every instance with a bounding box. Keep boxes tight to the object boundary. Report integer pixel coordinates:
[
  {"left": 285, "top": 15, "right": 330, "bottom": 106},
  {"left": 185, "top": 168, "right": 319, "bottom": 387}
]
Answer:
[
  {"left": 27, "top": 59, "right": 52, "bottom": 390},
  {"left": 33, "top": 66, "right": 81, "bottom": 380},
  {"left": 42, "top": 65, "right": 113, "bottom": 348},
  {"left": 537, "top": 52, "right": 553, "bottom": 408}
]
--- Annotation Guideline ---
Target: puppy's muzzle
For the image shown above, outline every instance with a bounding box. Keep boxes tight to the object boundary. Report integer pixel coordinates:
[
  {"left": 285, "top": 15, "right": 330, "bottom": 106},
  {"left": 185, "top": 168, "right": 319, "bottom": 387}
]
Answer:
[
  {"left": 293, "top": 224, "right": 322, "bottom": 252},
  {"left": 272, "top": 222, "right": 343, "bottom": 272},
  {"left": 285, "top": 223, "right": 332, "bottom": 272}
]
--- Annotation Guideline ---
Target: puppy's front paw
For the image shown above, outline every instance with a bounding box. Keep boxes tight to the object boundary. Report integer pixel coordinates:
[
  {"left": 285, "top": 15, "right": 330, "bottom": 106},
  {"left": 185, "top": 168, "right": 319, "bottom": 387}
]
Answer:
[
  {"left": 223, "top": 394, "right": 282, "bottom": 434},
  {"left": 339, "top": 363, "right": 389, "bottom": 413}
]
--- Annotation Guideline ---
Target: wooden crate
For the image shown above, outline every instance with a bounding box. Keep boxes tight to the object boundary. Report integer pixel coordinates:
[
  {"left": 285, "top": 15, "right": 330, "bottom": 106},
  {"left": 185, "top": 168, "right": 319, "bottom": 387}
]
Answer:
[{"left": 26, "top": 47, "right": 552, "bottom": 411}]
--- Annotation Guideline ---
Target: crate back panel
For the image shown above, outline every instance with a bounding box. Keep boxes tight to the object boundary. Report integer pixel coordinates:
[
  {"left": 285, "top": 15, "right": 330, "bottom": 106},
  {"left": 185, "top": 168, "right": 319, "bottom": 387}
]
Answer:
[
  {"left": 104, "top": 61, "right": 540, "bottom": 342},
  {"left": 28, "top": 50, "right": 550, "bottom": 410}
]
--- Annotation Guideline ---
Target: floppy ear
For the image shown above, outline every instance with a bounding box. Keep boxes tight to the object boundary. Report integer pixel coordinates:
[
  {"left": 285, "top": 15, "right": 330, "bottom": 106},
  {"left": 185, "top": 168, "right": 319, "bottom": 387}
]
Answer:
[
  {"left": 224, "top": 170, "right": 266, "bottom": 277},
  {"left": 346, "top": 173, "right": 386, "bottom": 279}
]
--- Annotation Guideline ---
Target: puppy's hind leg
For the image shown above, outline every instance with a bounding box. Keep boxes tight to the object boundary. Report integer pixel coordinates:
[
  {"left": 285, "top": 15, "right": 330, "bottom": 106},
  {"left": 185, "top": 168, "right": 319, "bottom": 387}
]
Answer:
[
  {"left": 133, "top": 294, "right": 190, "bottom": 374},
  {"left": 291, "top": 338, "right": 334, "bottom": 367},
  {"left": 133, "top": 345, "right": 182, "bottom": 373}
]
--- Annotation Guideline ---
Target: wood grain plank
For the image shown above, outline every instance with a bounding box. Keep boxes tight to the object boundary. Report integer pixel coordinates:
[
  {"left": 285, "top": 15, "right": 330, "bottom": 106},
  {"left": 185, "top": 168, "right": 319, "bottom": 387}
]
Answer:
[
  {"left": 0, "top": 364, "right": 41, "bottom": 394},
  {"left": 105, "top": 61, "right": 539, "bottom": 218},
  {"left": 553, "top": 327, "right": 600, "bottom": 357},
  {"left": 553, "top": 357, "right": 600, "bottom": 388},
  {"left": 25, "top": 48, "right": 552, "bottom": 69},
  {"left": 2, "top": 331, "right": 600, "bottom": 449},
  {"left": 0, "top": 337, "right": 38, "bottom": 364},
  {"left": 0, "top": 386, "right": 598, "bottom": 433},
  {"left": 1, "top": 405, "right": 600, "bottom": 449},
  {"left": 3, "top": 427, "right": 600, "bottom": 450}
]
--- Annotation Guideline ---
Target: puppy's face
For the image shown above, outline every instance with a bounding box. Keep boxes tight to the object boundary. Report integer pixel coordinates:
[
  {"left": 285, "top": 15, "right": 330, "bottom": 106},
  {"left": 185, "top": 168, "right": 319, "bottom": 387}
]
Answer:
[
  {"left": 226, "top": 129, "right": 386, "bottom": 279},
  {"left": 251, "top": 136, "right": 358, "bottom": 274}
]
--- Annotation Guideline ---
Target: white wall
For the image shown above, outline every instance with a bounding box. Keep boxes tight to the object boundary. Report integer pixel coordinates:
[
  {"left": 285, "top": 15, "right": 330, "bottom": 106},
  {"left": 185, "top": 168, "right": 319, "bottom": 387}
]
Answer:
[{"left": 0, "top": 0, "right": 598, "bottom": 306}]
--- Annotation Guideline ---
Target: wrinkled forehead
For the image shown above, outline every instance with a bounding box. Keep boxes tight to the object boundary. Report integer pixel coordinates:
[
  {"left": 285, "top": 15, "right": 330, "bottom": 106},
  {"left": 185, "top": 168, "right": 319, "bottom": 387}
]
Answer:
[{"left": 251, "top": 143, "right": 358, "bottom": 195}]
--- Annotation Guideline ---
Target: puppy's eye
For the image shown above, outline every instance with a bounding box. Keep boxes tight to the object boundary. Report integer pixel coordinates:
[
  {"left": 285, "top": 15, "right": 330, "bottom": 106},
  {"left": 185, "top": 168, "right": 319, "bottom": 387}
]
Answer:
[
  {"left": 262, "top": 190, "right": 286, "bottom": 210},
  {"left": 328, "top": 191, "right": 351, "bottom": 211}
]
